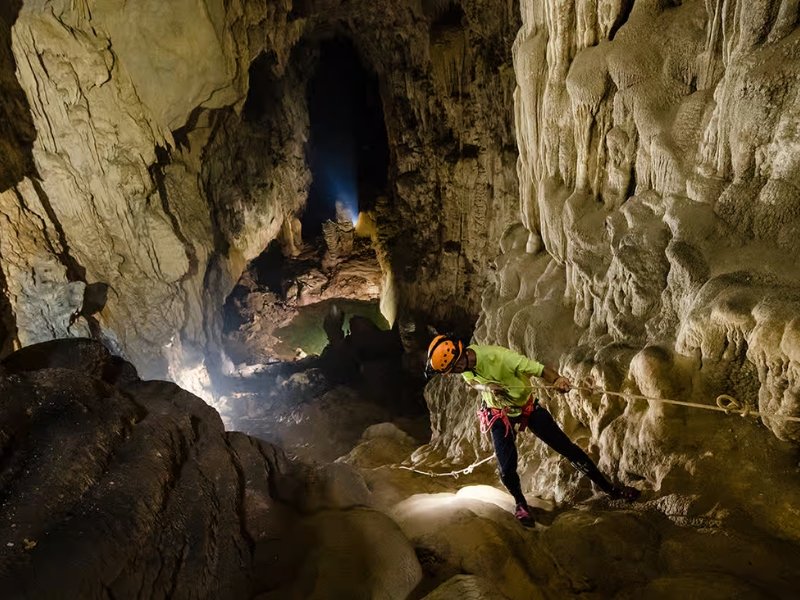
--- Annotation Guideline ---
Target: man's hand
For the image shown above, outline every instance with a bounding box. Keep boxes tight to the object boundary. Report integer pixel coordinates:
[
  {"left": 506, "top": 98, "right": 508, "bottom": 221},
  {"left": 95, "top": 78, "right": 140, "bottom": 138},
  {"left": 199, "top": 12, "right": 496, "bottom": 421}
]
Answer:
[
  {"left": 541, "top": 365, "right": 571, "bottom": 393},
  {"left": 553, "top": 376, "right": 571, "bottom": 393}
]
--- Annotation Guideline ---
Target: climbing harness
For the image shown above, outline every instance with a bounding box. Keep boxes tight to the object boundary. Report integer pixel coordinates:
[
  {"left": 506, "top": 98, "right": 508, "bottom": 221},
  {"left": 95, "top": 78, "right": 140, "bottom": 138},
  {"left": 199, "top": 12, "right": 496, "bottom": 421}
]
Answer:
[
  {"left": 393, "top": 381, "right": 800, "bottom": 478},
  {"left": 478, "top": 396, "right": 537, "bottom": 437}
]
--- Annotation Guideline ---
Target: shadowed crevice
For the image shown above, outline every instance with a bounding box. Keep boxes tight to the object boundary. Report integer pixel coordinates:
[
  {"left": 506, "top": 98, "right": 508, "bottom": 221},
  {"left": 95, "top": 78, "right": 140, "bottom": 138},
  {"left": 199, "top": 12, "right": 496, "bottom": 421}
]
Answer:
[
  {"left": 609, "top": 0, "right": 634, "bottom": 41},
  {"left": 0, "top": 261, "right": 16, "bottom": 359},
  {"left": 0, "top": 0, "right": 36, "bottom": 192}
]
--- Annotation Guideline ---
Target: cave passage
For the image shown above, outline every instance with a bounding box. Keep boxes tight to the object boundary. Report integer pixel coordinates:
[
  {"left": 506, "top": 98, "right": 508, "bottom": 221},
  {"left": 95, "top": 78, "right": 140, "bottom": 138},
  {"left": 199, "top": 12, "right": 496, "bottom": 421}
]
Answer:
[
  {"left": 272, "top": 298, "right": 389, "bottom": 358},
  {"left": 303, "top": 38, "right": 389, "bottom": 238}
]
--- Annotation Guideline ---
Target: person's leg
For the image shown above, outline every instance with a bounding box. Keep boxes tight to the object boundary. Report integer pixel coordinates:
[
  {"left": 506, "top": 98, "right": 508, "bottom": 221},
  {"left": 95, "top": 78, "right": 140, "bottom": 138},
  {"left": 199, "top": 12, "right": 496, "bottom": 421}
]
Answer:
[
  {"left": 490, "top": 416, "right": 528, "bottom": 506},
  {"left": 527, "top": 406, "right": 616, "bottom": 494}
]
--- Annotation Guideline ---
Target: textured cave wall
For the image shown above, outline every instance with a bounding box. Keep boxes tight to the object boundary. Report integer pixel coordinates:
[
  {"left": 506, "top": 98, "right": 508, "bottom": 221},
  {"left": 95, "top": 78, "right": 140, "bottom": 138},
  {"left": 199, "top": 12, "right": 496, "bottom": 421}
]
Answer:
[
  {"left": 0, "top": 0, "right": 522, "bottom": 385},
  {"left": 0, "top": 0, "right": 34, "bottom": 192},
  {"left": 509, "top": 0, "right": 800, "bottom": 437},
  {"left": 423, "top": 0, "right": 800, "bottom": 542},
  {"left": 0, "top": 0, "right": 305, "bottom": 383},
  {"left": 0, "top": 0, "right": 33, "bottom": 357},
  {"left": 350, "top": 0, "right": 524, "bottom": 330}
]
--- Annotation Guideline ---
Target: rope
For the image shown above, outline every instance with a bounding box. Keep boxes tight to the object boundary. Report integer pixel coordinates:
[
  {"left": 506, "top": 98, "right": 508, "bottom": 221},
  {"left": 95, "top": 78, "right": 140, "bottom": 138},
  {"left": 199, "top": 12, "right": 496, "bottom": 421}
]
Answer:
[
  {"left": 528, "top": 383, "right": 800, "bottom": 423},
  {"left": 393, "top": 380, "right": 800, "bottom": 479},
  {"left": 393, "top": 455, "right": 495, "bottom": 478}
]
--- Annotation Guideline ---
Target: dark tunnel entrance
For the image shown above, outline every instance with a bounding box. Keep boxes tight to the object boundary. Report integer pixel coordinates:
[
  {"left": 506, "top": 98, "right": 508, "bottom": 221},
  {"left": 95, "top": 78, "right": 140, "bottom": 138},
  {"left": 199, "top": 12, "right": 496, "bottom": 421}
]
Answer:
[
  {"left": 222, "top": 37, "right": 392, "bottom": 366},
  {"left": 302, "top": 37, "right": 389, "bottom": 239}
]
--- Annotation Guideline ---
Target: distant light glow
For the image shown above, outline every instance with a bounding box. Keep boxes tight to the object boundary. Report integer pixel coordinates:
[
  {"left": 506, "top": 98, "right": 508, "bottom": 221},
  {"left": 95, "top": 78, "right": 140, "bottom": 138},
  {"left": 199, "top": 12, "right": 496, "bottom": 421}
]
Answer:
[{"left": 163, "top": 335, "right": 233, "bottom": 428}]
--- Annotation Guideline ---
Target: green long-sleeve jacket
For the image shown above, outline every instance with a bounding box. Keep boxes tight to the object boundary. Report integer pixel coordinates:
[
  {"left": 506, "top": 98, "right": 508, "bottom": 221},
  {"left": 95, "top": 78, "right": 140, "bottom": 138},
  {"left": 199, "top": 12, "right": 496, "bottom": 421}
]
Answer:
[{"left": 461, "top": 344, "right": 545, "bottom": 416}]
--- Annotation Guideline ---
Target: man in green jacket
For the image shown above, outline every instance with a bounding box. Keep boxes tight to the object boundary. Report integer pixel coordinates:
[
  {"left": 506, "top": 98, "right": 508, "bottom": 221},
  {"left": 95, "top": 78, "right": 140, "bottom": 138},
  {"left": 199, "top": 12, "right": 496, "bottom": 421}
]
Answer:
[{"left": 426, "top": 335, "right": 639, "bottom": 526}]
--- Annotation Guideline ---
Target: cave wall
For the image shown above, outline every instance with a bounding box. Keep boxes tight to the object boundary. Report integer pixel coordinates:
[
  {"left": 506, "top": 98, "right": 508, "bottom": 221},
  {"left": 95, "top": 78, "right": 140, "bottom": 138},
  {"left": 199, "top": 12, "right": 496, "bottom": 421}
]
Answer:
[
  {"left": 507, "top": 0, "right": 800, "bottom": 439},
  {"left": 0, "top": 0, "right": 308, "bottom": 383},
  {"left": 0, "top": 0, "right": 33, "bottom": 356},
  {"left": 0, "top": 0, "right": 521, "bottom": 384},
  {"left": 353, "top": 0, "right": 523, "bottom": 329},
  {"left": 0, "top": 0, "right": 34, "bottom": 191},
  {"left": 423, "top": 0, "right": 800, "bottom": 543}
]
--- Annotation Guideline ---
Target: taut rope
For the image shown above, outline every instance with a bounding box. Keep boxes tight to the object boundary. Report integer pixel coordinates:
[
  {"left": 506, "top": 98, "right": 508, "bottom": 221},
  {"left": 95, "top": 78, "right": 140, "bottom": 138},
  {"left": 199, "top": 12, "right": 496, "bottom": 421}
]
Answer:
[{"left": 393, "top": 382, "right": 800, "bottom": 478}]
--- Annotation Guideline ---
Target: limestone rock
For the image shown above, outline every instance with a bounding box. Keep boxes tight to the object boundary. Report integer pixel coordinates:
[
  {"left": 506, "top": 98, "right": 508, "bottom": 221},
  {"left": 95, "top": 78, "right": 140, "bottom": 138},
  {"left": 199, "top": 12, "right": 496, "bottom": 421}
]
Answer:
[
  {"left": 223, "top": 228, "right": 385, "bottom": 363},
  {"left": 622, "top": 576, "right": 773, "bottom": 600},
  {"left": 540, "top": 510, "right": 659, "bottom": 595},
  {"left": 0, "top": 0, "right": 523, "bottom": 402},
  {"left": 2, "top": 0, "right": 800, "bottom": 565},
  {"left": 90, "top": 0, "right": 246, "bottom": 131},
  {"left": 341, "top": 422, "right": 421, "bottom": 469},
  {"left": 401, "top": 0, "right": 800, "bottom": 546},
  {"left": 0, "top": 336, "right": 138, "bottom": 384},
  {"left": 0, "top": 338, "right": 425, "bottom": 598},
  {"left": 392, "top": 491, "right": 548, "bottom": 600},
  {"left": 229, "top": 375, "right": 409, "bottom": 464},
  {"left": 0, "top": 180, "right": 92, "bottom": 347},
  {"left": 0, "top": 344, "right": 255, "bottom": 597},
  {"left": 0, "top": 0, "right": 308, "bottom": 385},
  {"left": 389, "top": 488, "right": 800, "bottom": 599},
  {"left": 261, "top": 507, "right": 422, "bottom": 600}
]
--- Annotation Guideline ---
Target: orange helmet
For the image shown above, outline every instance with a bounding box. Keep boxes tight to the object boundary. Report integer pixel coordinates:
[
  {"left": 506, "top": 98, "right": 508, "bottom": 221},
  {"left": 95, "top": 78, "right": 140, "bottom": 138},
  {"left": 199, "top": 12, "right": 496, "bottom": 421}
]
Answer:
[{"left": 426, "top": 334, "right": 463, "bottom": 375}]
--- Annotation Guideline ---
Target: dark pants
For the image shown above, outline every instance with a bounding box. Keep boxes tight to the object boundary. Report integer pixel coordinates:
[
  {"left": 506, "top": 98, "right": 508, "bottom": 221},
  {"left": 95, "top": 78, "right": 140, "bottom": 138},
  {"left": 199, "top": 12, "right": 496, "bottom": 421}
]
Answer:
[{"left": 490, "top": 405, "right": 613, "bottom": 506}]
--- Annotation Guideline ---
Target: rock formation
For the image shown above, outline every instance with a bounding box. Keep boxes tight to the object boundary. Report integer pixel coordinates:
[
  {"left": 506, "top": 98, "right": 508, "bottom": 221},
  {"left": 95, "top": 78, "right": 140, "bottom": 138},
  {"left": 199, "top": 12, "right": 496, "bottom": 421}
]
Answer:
[
  {"left": 4, "top": 339, "right": 800, "bottom": 599},
  {"left": 0, "top": 0, "right": 520, "bottom": 391},
  {"left": 0, "top": 339, "right": 423, "bottom": 598},
  {"left": 417, "top": 0, "right": 800, "bottom": 545},
  {"left": 0, "top": 0, "right": 34, "bottom": 194},
  {"left": 223, "top": 229, "right": 382, "bottom": 364}
]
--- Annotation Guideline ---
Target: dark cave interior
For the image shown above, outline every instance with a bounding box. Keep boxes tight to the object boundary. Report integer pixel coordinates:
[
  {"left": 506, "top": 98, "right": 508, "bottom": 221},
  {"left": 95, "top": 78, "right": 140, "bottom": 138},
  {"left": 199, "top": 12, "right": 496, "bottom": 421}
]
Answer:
[
  {"left": 222, "top": 37, "right": 391, "bottom": 361},
  {"left": 303, "top": 37, "right": 389, "bottom": 238}
]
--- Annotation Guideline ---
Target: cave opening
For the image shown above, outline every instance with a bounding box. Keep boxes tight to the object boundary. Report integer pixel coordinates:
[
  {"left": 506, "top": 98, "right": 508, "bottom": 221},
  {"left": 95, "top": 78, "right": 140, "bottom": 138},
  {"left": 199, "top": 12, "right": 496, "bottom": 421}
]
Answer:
[
  {"left": 303, "top": 37, "right": 389, "bottom": 239},
  {"left": 222, "top": 37, "right": 393, "bottom": 368}
]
